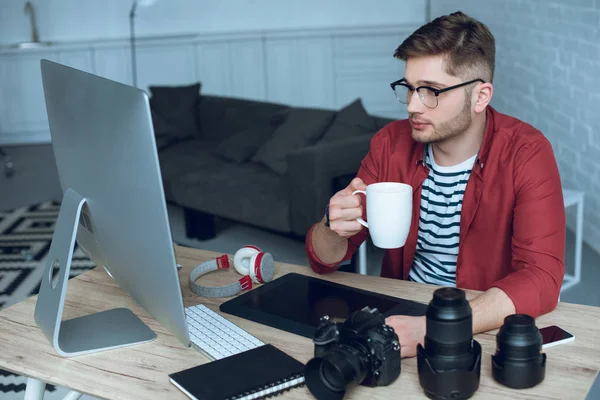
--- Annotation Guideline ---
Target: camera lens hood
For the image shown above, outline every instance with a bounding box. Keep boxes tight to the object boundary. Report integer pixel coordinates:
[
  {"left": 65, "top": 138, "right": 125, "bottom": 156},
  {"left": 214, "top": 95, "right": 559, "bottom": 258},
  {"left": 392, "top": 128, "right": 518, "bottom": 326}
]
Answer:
[
  {"left": 305, "top": 357, "right": 346, "bottom": 400},
  {"left": 492, "top": 314, "right": 546, "bottom": 389},
  {"left": 417, "top": 287, "right": 481, "bottom": 400}
]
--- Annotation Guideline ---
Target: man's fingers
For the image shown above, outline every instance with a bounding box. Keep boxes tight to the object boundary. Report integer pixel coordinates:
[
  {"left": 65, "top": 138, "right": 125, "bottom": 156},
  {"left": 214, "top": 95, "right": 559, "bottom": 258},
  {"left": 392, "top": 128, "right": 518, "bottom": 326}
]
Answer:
[
  {"left": 330, "top": 220, "right": 363, "bottom": 235},
  {"left": 330, "top": 193, "right": 362, "bottom": 209},
  {"left": 386, "top": 315, "right": 408, "bottom": 326},
  {"left": 339, "top": 177, "right": 367, "bottom": 195},
  {"left": 349, "top": 177, "right": 367, "bottom": 192},
  {"left": 400, "top": 345, "right": 416, "bottom": 358},
  {"left": 329, "top": 205, "right": 362, "bottom": 221}
]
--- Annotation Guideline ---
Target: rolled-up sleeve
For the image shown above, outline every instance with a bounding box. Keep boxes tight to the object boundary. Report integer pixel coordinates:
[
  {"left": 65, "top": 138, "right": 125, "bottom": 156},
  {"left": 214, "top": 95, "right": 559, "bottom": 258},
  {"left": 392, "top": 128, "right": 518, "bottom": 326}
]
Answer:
[{"left": 492, "top": 139, "right": 566, "bottom": 318}]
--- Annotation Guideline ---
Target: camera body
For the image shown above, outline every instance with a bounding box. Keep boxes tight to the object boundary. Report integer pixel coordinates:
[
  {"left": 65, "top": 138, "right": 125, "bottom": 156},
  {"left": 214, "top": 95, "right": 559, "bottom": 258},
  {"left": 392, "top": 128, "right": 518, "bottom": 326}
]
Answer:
[{"left": 305, "top": 306, "right": 401, "bottom": 399}]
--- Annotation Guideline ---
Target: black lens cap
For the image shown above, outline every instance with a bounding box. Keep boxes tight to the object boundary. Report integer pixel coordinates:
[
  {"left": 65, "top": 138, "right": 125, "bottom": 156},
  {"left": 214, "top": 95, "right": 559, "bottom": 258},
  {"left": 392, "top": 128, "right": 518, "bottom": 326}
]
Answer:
[
  {"left": 492, "top": 314, "right": 546, "bottom": 389},
  {"left": 428, "top": 287, "right": 472, "bottom": 321}
]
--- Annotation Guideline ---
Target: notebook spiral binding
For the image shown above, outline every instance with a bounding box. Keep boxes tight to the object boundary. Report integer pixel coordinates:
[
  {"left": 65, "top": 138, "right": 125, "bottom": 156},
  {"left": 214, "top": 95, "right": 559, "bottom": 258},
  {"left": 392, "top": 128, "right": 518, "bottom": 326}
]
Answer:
[{"left": 226, "top": 373, "right": 305, "bottom": 400}]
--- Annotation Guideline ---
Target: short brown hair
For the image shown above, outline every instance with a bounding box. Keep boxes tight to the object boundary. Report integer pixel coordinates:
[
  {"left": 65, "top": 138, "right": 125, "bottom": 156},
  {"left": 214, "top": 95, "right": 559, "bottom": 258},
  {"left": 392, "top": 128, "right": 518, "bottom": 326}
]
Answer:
[{"left": 394, "top": 11, "right": 495, "bottom": 82}]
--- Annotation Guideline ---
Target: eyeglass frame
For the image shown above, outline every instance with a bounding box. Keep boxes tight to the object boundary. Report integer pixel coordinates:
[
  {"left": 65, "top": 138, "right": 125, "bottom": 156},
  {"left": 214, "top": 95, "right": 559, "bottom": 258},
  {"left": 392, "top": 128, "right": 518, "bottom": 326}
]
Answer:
[{"left": 390, "top": 78, "right": 485, "bottom": 108}]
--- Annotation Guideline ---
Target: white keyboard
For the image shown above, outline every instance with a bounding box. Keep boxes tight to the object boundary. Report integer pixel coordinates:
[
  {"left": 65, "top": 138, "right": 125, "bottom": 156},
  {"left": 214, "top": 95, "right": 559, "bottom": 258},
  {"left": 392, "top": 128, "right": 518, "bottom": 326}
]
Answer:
[{"left": 185, "top": 304, "right": 265, "bottom": 360}]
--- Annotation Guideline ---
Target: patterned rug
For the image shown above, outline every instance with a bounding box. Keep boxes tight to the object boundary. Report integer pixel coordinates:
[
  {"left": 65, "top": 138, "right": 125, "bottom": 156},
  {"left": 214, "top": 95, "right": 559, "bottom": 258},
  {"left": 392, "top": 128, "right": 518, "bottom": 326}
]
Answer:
[{"left": 0, "top": 201, "right": 97, "bottom": 399}]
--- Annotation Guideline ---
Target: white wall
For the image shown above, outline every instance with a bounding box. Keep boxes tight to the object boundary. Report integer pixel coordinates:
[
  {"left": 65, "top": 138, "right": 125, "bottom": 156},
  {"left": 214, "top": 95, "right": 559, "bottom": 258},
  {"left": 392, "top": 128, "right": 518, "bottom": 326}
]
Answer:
[
  {"left": 1, "top": 0, "right": 426, "bottom": 45},
  {"left": 1, "top": 27, "right": 423, "bottom": 146},
  {"left": 1, "top": 1, "right": 427, "bottom": 146}
]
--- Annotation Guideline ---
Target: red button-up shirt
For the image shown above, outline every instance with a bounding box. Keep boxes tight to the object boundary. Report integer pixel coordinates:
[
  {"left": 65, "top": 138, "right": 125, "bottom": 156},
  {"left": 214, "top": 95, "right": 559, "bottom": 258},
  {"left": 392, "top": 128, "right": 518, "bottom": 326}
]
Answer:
[{"left": 305, "top": 106, "right": 565, "bottom": 318}]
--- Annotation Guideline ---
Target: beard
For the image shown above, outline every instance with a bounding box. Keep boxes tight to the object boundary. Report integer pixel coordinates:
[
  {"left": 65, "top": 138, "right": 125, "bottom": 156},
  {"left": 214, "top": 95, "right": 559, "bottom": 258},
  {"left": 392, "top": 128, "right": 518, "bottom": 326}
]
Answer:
[{"left": 411, "top": 96, "right": 472, "bottom": 144}]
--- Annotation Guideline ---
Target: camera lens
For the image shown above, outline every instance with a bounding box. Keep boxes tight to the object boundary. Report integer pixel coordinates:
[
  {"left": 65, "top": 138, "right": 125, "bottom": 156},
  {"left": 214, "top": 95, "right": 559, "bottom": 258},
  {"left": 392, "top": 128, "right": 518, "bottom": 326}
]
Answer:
[
  {"left": 305, "top": 344, "right": 368, "bottom": 400},
  {"left": 417, "top": 287, "right": 482, "bottom": 400},
  {"left": 492, "top": 314, "right": 546, "bottom": 389},
  {"left": 425, "top": 287, "right": 473, "bottom": 360},
  {"left": 321, "top": 359, "right": 345, "bottom": 391}
]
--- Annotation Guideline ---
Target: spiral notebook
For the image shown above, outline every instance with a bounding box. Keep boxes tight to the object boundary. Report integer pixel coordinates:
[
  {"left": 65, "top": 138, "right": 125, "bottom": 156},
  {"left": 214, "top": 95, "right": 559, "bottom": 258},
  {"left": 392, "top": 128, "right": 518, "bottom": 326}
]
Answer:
[{"left": 169, "top": 344, "right": 305, "bottom": 400}]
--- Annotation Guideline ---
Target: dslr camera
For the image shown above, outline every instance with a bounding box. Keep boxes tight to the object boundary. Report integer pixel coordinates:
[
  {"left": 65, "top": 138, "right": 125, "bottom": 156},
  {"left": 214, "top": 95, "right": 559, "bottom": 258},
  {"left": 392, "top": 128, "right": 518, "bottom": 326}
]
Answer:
[{"left": 304, "top": 307, "right": 401, "bottom": 400}]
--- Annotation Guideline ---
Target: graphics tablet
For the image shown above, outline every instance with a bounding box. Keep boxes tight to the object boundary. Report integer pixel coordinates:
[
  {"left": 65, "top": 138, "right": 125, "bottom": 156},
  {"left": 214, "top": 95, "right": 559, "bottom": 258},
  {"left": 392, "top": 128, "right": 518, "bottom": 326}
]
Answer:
[{"left": 220, "top": 272, "right": 428, "bottom": 338}]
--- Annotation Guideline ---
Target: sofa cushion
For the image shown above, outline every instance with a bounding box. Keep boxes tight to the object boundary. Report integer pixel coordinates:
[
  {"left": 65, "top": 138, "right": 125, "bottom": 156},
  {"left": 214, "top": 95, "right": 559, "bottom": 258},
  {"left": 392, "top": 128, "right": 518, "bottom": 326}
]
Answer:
[
  {"left": 251, "top": 107, "right": 335, "bottom": 175},
  {"left": 152, "top": 110, "right": 185, "bottom": 151},
  {"left": 170, "top": 162, "right": 291, "bottom": 233},
  {"left": 155, "top": 131, "right": 178, "bottom": 152},
  {"left": 319, "top": 98, "right": 377, "bottom": 143},
  {"left": 158, "top": 138, "right": 226, "bottom": 199},
  {"left": 197, "top": 95, "right": 289, "bottom": 144},
  {"left": 149, "top": 83, "right": 202, "bottom": 141},
  {"left": 213, "top": 125, "right": 277, "bottom": 163}
]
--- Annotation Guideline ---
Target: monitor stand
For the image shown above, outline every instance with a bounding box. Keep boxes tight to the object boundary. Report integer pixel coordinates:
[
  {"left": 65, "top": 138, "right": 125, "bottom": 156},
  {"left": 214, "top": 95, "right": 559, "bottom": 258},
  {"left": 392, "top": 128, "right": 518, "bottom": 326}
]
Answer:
[{"left": 34, "top": 188, "right": 157, "bottom": 357}]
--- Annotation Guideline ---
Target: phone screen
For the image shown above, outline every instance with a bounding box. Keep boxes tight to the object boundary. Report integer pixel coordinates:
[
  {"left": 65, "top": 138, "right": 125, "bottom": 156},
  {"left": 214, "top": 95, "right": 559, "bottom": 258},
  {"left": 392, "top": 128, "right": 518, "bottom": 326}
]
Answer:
[{"left": 539, "top": 325, "right": 574, "bottom": 345}]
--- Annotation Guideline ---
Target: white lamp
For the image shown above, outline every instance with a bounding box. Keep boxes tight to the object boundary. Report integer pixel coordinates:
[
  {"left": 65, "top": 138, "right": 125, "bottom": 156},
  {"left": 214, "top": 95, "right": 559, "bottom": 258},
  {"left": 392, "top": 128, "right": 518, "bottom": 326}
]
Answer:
[{"left": 129, "top": 0, "right": 158, "bottom": 87}]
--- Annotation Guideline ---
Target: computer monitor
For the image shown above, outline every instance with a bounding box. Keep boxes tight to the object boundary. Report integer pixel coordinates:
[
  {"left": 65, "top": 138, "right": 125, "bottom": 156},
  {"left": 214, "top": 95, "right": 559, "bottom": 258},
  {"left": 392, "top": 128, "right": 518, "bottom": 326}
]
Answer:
[{"left": 34, "top": 59, "right": 191, "bottom": 356}]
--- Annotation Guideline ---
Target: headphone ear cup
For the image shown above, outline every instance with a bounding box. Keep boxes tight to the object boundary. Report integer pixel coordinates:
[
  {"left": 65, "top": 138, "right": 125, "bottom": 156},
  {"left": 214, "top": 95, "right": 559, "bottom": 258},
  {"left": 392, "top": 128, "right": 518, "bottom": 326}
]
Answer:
[
  {"left": 260, "top": 252, "right": 274, "bottom": 283},
  {"left": 233, "top": 246, "right": 261, "bottom": 275},
  {"left": 248, "top": 252, "right": 275, "bottom": 283}
]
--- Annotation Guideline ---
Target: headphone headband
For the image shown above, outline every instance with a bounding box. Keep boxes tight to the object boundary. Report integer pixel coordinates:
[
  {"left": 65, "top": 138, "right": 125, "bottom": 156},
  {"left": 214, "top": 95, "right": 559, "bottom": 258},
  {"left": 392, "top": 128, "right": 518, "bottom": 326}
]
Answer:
[
  {"left": 188, "top": 248, "right": 275, "bottom": 298},
  {"left": 189, "top": 255, "right": 253, "bottom": 298}
]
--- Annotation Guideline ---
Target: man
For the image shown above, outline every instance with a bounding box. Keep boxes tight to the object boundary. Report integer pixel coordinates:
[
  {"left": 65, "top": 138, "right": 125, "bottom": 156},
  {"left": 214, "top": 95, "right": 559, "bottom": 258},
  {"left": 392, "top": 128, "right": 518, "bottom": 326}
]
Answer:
[{"left": 304, "top": 11, "right": 565, "bottom": 358}]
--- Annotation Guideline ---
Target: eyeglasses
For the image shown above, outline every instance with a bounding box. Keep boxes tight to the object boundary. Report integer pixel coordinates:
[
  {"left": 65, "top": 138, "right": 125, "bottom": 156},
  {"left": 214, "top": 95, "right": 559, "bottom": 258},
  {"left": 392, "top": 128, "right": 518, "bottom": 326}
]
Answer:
[{"left": 390, "top": 78, "right": 485, "bottom": 108}]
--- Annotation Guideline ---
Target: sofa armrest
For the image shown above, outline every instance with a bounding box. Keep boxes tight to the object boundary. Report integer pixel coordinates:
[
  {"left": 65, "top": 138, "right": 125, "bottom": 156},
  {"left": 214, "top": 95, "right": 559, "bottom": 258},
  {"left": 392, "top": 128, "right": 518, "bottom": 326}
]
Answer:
[{"left": 286, "top": 134, "right": 374, "bottom": 236}]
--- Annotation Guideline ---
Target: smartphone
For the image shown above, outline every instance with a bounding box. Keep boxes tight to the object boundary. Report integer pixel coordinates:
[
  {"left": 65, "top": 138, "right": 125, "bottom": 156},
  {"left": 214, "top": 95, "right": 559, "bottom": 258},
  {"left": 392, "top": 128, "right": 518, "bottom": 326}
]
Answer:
[{"left": 540, "top": 325, "right": 575, "bottom": 349}]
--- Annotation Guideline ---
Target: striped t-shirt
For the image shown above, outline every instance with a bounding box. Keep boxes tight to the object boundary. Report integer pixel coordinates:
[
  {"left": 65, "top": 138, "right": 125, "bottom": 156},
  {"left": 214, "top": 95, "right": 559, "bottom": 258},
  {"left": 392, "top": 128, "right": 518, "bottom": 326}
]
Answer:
[{"left": 408, "top": 144, "right": 477, "bottom": 286}]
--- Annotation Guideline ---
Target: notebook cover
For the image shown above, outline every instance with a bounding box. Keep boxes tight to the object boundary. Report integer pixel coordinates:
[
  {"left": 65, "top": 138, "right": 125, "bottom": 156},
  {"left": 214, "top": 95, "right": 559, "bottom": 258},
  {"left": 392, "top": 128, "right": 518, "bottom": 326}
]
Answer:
[{"left": 169, "top": 344, "right": 305, "bottom": 400}]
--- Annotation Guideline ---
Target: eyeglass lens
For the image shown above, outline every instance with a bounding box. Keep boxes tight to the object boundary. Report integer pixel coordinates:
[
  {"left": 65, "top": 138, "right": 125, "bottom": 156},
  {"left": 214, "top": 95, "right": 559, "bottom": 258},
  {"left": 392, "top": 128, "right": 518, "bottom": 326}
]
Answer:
[{"left": 393, "top": 85, "right": 437, "bottom": 108}]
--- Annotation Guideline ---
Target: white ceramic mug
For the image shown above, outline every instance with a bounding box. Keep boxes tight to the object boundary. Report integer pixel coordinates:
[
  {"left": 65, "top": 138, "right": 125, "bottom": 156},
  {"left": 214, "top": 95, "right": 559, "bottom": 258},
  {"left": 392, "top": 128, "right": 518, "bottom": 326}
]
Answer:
[{"left": 352, "top": 182, "right": 412, "bottom": 249}]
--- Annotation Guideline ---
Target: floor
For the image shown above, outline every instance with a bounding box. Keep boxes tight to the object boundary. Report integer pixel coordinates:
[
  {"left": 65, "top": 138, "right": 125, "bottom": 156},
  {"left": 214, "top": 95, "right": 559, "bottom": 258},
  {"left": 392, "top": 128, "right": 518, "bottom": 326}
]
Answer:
[{"left": 1, "top": 144, "right": 599, "bottom": 399}]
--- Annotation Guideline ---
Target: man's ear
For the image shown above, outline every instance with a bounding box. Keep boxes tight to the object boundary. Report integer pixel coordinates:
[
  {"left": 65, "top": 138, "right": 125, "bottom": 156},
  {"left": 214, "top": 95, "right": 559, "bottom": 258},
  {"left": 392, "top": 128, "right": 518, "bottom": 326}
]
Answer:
[{"left": 473, "top": 82, "right": 493, "bottom": 113}]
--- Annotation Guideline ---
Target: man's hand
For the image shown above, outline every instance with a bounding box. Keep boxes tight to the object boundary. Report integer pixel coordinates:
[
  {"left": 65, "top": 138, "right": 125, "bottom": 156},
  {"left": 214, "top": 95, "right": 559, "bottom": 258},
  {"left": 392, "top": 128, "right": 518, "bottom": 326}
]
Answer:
[
  {"left": 327, "top": 177, "right": 367, "bottom": 238},
  {"left": 384, "top": 288, "right": 515, "bottom": 359},
  {"left": 311, "top": 177, "right": 368, "bottom": 265},
  {"left": 385, "top": 315, "right": 426, "bottom": 358}
]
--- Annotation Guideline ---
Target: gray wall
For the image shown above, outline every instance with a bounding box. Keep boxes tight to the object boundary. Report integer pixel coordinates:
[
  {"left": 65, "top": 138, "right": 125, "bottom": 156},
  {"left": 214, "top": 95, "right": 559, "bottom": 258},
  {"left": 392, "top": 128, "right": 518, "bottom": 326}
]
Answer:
[{"left": 431, "top": 0, "right": 600, "bottom": 253}]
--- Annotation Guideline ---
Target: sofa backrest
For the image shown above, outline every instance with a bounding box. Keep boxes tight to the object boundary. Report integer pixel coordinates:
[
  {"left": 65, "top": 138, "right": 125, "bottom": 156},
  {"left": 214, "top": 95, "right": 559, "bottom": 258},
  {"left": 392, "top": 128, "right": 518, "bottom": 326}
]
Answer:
[
  {"left": 372, "top": 115, "right": 395, "bottom": 130},
  {"left": 197, "top": 95, "right": 290, "bottom": 143}
]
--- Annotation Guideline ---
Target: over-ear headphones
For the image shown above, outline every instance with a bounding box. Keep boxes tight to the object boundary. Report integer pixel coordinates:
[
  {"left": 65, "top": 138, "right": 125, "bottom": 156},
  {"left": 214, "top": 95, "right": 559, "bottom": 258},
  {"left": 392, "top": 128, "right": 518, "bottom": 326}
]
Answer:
[{"left": 189, "top": 245, "right": 275, "bottom": 298}]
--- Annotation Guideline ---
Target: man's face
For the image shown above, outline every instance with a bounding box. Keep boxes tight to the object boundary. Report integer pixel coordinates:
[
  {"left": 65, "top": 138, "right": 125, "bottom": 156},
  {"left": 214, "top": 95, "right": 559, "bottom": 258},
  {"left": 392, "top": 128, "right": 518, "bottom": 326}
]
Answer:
[{"left": 403, "top": 55, "right": 474, "bottom": 144}]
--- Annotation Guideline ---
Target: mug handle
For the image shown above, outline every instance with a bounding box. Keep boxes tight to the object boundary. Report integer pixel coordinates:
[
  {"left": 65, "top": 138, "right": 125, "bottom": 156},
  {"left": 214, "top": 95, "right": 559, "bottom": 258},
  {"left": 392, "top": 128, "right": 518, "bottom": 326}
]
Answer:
[{"left": 351, "top": 190, "right": 368, "bottom": 228}]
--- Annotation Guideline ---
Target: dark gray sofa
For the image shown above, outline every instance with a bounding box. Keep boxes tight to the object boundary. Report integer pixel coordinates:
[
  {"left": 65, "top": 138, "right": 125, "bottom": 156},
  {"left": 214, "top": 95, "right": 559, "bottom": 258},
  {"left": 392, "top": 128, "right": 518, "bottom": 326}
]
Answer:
[{"left": 150, "top": 84, "right": 393, "bottom": 239}]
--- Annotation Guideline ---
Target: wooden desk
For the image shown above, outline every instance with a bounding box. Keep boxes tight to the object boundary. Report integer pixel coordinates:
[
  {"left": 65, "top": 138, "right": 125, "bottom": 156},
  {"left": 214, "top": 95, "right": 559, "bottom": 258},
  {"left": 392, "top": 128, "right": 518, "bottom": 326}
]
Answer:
[{"left": 0, "top": 246, "right": 598, "bottom": 399}]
